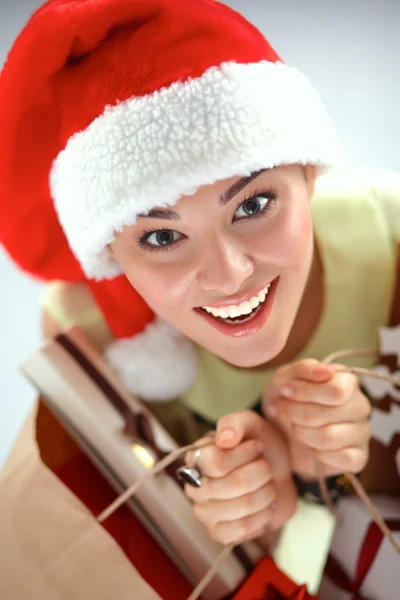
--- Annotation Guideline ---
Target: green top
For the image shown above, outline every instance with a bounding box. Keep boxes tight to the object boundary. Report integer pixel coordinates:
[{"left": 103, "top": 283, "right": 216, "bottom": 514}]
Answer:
[
  {"left": 181, "top": 167, "right": 400, "bottom": 421},
  {"left": 38, "top": 167, "right": 400, "bottom": 591},
  {"left": 40, "top": 167, "right": 400, "bottom": 423}
]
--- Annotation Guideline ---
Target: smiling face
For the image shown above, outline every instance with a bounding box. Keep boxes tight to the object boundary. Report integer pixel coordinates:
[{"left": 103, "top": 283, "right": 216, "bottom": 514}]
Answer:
[{"left": 110, "top": 164, "right": 317, "bottom": 368}]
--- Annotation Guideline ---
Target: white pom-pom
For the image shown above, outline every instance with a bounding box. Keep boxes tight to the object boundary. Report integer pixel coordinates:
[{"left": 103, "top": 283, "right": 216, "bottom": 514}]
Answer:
[{"left": 104, "top": 318, "right": 198, "bottom": 401}]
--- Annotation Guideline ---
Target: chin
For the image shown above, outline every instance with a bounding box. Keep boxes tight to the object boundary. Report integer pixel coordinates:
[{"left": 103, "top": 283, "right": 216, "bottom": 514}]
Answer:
[{"left": 217, "top": 331, "right": 288, "bottom": 369}]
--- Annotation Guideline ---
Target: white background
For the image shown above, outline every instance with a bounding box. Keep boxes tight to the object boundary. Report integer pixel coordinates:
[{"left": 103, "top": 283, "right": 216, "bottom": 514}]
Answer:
[{"left": 1, "top": 0, "right": 399, "bottom": 468}]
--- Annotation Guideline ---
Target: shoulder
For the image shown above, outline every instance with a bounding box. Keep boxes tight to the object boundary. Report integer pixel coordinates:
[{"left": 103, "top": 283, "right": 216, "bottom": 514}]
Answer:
[
  {"left": 40, "top": 281, "right": 97, "bottom": 323},
  {"left": 40, "top": 281, "right": 114, "bottom": 350},
  {"left": 315, "top": 166, "right": 400, "bottom": 194},
  {"left": 314, "top": 166, "right": 400, "bottom": 210},
  {"left": 312, "top": 167, "right": 400, "bottom": 239}
]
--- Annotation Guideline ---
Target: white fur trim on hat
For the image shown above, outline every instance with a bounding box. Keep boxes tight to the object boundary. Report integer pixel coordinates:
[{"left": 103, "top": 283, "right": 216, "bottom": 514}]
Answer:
[
  {"left": 50, "top": 60, "right": 342, "bottom": 281},
  {"left": 104, "top": 318, "right": 198, "bottom": 401}
]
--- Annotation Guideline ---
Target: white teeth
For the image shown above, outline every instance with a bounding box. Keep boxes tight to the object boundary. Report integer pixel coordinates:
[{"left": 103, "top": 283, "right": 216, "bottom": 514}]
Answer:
[
  {"left": 228, "top": 306, "right": 241, "bottom": 318},
  {"left": 249, "top": 296, "right": 260, "bottom": 309},
  {"left": 202, "top": 283, "right": 272, "bottom": 320},
  {"left": 239, "top": 301, "right": 252, "bottom": 315},
  {"left": 258, "top": 290, "right": 266, "bottom": 303},
  {"left": 219, "top": 307, "right": 230, "bottom": 319}
]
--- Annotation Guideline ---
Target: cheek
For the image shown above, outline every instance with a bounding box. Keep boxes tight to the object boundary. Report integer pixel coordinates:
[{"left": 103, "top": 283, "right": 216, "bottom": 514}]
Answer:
[
  {"left": 251, "top": 204, "right": 313, "bottom": 268},
  {"left": 122, "top": 260, "right": 191, "bottom": 313},
  {"left": 283, "top": 208, "right": 313, "bottom": 266}
]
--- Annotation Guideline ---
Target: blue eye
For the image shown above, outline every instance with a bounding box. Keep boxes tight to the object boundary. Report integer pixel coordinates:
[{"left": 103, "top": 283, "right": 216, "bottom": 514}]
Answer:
[
  {"left": 140, "top": 229, "right": 182, "bottom": 248},
  {"left": 138, "top": 189, "right": 277, "bottom": 252},
  {"left": 234, "top": 194, "right": 271, "bottom": 219}
]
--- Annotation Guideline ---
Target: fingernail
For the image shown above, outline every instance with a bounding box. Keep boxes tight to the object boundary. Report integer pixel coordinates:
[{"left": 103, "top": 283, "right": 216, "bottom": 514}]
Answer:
[
  {"left": 280, "top": 386, "right": 293, "bottom": 398},
  {"left": 266, "top": 403, "right": 279, "bottom": 417},
  {"left": 312, "top": 365, "right": 331, "bottom": 378},
  {"left": 218, "top": 427, "right": 236, "bottom": 442}
]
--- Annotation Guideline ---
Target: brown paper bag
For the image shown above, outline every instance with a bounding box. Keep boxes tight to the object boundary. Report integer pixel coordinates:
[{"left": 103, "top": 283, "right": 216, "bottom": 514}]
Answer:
[
  {"left": 15, "top": 326, "right": 260, "bottom": 599},
  {"left": 0, "top": 405, "right": 162, "bottom": 600}
]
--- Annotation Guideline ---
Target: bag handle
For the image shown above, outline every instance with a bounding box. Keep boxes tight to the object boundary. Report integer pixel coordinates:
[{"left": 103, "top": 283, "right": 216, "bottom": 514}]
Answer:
[
  {"left": 97, "top": 433, "right": 234, "bottom": 600},
  {"left": 97, "top": 358, "right": 400, "bottom": 600}
]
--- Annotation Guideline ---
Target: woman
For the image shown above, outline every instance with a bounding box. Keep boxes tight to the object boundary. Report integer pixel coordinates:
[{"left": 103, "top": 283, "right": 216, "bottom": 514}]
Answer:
[{"left": 0, "top": 0, "right": 397, "bottom": 596}]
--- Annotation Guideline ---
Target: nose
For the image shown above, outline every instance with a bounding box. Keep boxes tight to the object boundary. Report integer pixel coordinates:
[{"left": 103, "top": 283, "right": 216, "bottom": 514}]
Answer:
[{"left": 196, "top": 235, "right": 254, "bottom": 296}]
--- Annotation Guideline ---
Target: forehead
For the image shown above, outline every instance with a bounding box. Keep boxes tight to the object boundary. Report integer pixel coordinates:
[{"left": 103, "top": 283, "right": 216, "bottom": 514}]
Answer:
[
  {"left": 114, "top": 163, "right": 308, "bottom": 244},
  {"left": 133, "top": 163, "right": 307, "bottom": 225},
  {"left": 175, "top": 164, "right": 302, "bottom": 206}
]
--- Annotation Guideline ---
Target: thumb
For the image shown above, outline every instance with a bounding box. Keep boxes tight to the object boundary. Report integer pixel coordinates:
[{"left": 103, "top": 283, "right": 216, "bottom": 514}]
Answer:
[
  {"left": 215, "top": 410, "right": 266, "bottom": 450},
  {"left": 265, "top": 359, "right": 335, "bottom": 404}
]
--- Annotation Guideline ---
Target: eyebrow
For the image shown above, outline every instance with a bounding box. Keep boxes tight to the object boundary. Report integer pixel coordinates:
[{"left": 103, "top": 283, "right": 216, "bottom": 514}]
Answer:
[
  {"left": 219, "top": 169, "right": 266, "bottom": 206},
  {"left": 137, "top": 169, "right": 266, "bottom": 221},
  {"left": 137, "top": 207, "right": 180, "bottom": 221}
]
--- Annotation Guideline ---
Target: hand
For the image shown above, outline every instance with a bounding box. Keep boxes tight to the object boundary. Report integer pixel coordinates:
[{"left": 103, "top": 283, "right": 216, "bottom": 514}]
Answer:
[
  {"left": 263, "top": 359, "right": 372, "bottom": 480},
  {"left": 183, "top": 410, "right": 297, "bottom": 546}
]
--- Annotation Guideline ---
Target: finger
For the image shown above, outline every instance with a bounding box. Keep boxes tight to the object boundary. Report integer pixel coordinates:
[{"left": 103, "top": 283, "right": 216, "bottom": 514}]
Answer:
[
  {"left": 275, "top": 359, "right": 335, "bottom": 385},
  {"left": 277, "top": 372, "right": 359, "bottom": 407},
  {"left": 271, "top": 391, "right": 372, "bottom": 427},
  {"left": 294, "top": 420, "right": 371, "bottom": 451},
  {"left": 183, "top": 431, "right": 217, "bottom": 459},
  {"left": 185, "top": 457, "right": 272, "bottom": 503},
  {"left": 185, "top": 438, "right": 264, "bottom": 479},
  {"left": 263, "top": 360, "right": 335, "bottom": 408},
  {"left": 215, "top": 410, "right": 269, "bottom": 450},
  {"left": 193, "top": 482, "right": 277, "bottom": 526},
  {"left": 316, "top": 444, "right": 369, "bottom": 474},
  {"left": 211, "top": 506, "right": 274, "bottom": 546},
  {"left": 250, "top": 417, "right": 293, "bottom": 484}
]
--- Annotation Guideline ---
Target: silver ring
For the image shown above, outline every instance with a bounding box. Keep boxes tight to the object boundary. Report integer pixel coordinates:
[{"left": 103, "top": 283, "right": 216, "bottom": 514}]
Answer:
[
  {"left": 176, "top": 448, "right": 204, "bottom": 488},
  {"left": 193, "top": 449, "right": 202, "bottom": 473}
]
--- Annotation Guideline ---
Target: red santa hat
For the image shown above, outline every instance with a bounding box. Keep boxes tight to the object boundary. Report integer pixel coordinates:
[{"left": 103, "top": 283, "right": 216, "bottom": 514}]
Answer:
[{"left": 0, "top": 0, "right": 341, "bottom": 401}]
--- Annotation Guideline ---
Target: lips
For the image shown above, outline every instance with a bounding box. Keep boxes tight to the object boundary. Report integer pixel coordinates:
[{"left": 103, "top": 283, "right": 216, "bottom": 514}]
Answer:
[
  {"left": 202, "top": 283, "right": 271, "bottom": 320},
  {"left": 195, "top": 277, "right": 279, "bottom": 338}
]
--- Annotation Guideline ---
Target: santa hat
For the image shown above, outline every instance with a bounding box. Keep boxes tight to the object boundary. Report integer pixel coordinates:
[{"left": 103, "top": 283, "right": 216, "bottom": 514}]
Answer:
[{"left": 0, "top": 0, "right": 341, "bottom": 401}]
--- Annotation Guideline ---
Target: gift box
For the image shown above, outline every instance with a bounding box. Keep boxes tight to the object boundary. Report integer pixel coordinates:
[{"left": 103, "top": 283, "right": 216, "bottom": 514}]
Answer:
[
  {"left": 17, "top": 326, "right": 264, "bottom": 599},
  {"left": 318, "top": 496, "right": 400, "bottom": 600},
  {"left": 360, "top": 325, "right": 400, "bottom": 495},
  {"left": 232, "top": 555, "right": 319, "bottom": 600},
  {"left": 34, "top": 401, "right": 194, "bottom": 600}
]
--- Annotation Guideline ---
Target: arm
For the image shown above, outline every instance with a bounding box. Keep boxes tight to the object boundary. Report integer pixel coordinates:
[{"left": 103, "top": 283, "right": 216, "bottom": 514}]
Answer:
[
  {"left": 41, "top": 310, "right": 63, "bottom": 339},
  {"left": 39, "top": 281, "right": 114, "bottom": 350}
]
